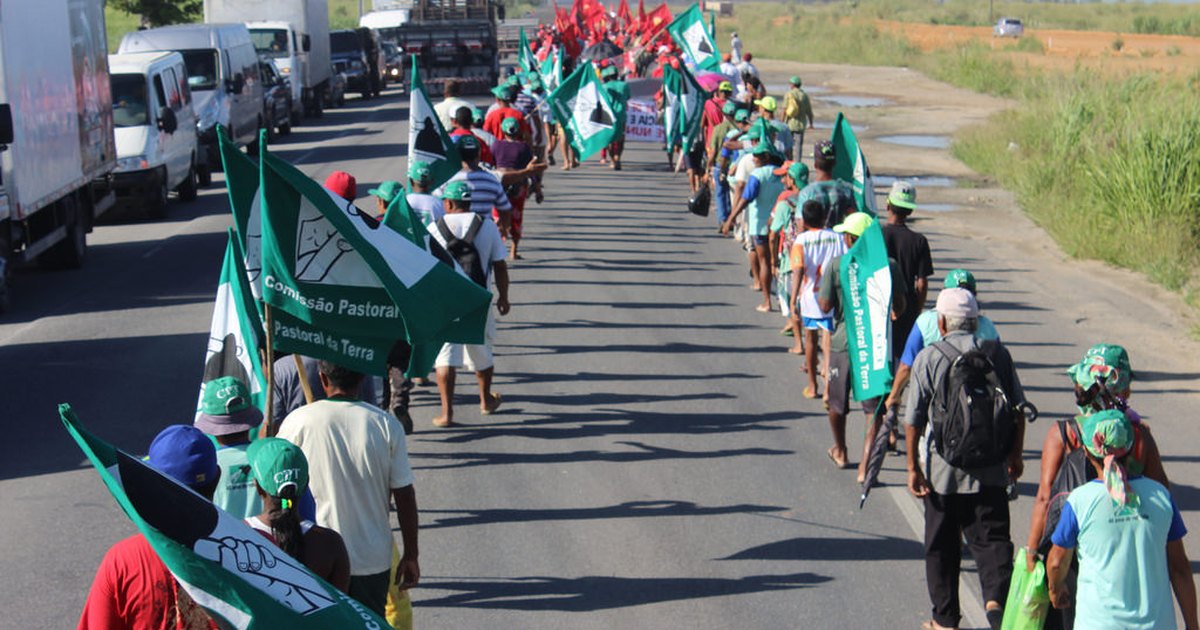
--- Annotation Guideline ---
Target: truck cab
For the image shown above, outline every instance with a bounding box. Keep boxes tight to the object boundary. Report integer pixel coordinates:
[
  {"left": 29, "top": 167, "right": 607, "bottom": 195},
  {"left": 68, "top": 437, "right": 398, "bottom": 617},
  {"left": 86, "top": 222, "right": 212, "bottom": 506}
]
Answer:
[
  {"left": 247, "top": 21, "right": 307, "bottom": 120},
  {"left": 108, "top": 52, "right": 200, "bottom": 219}
]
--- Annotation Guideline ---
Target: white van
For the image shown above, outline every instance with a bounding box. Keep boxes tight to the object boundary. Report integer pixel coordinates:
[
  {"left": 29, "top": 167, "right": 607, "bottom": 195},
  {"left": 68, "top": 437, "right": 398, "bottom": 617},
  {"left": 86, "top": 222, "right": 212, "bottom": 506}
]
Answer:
[
  {"left": 118, "top": 23, "right": 263, "bottom": 184},
  {"left": 108, "top": 52, "right": 200, "bottom": 219}
]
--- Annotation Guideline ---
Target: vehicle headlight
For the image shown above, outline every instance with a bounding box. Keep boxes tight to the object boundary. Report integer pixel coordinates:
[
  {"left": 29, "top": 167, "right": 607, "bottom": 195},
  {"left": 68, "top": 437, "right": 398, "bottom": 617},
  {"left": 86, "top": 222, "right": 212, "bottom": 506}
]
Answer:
[
  {"left": 279, "top": 67, "right": 291, "bottom": 74},
  {"left": 116, "top": 156, "right": 150, "bottom": 172}
]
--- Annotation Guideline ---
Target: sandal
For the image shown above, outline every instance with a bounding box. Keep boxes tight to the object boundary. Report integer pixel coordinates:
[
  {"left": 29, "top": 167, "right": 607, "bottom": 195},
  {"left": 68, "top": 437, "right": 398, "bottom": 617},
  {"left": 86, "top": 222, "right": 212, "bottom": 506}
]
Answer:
[
  {"left": 481, "top": 392, "right": 503, "bottom": 415},
  {"left": 803, "top": 385, "right": 818, "bottom": 399}
]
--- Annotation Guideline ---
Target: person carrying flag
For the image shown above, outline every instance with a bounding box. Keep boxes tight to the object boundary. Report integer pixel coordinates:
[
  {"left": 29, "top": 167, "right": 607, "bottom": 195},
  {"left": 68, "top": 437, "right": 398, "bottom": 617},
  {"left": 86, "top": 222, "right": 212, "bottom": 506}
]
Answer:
[{"left": 601, "top": 65, "right": 629, "bottom": 171}]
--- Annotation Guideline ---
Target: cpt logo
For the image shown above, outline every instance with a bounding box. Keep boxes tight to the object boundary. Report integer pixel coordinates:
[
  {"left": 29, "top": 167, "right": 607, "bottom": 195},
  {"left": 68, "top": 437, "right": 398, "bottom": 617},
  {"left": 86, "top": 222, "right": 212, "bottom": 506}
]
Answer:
[{"left": 274, "top": 468, "right": 302, "bottom": 485}]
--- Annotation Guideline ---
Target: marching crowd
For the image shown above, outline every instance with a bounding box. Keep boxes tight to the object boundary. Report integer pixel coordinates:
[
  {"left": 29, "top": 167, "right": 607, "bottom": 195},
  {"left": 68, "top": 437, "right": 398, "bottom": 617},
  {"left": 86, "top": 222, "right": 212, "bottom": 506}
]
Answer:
[{"left": 71, "top": 16, "right": 1200, "bottom": 630}]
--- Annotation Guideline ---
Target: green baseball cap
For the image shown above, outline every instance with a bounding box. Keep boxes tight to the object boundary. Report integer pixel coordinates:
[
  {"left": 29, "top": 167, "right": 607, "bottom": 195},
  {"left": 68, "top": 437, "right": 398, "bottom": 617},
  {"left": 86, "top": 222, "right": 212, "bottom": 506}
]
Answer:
[
  {"left": 471, "top": 107, "right": 485, "bottom": 125},
  {"left": 491, "top": 85, "right": 513, "bottom": 100},
  {"left": 789, "top": 75, "right": 802, "bottom": 86},
  {"left": 888, "top": 180, "right": 917, "bottom": 210},
  {"left": 832, "top": 212, "right": 874, "bottom": 237},
  {"left": 745, "top": 126, "right": 763, "bottom": 141},
  {"left": 734, "top": 109, "right": 750, "bottom": 123},
  {"left": 246, "top": 438, "right": 309, "bottom": 499},
  {"left": 1067, "top": 343, "right": 1133, "bottom": 392},
  {"left": 501, "top": 116, "right": 520, "bottom": 136},
  {"left": 774, "top": 160, "right": 809, "bottom": 186},
  {"left": 943, "top": 268, "right": 977, "bottom": 294},
  {"left": 408, "top": 160, "right": 432, "bottom": 185},
  {"left": 368, "top": 180, "right": 402, "bottom": 204},
  {"left": 456, "top": 134, "right": 480, "bottom": 151},
  {"left": 751, "top": 141, "right": 774, "bottom": 156},
  {"left": 722, "top": 101, "right": 737, "bottom": 115},
  {"left": 442, "top": 180, "right": 472, "bottom": 201},
  {"left": 194, "top": 376, "right": 262, "bottom": 436},
  {"left": 529, "top": 77, "right": 543, "bottom": 91}
]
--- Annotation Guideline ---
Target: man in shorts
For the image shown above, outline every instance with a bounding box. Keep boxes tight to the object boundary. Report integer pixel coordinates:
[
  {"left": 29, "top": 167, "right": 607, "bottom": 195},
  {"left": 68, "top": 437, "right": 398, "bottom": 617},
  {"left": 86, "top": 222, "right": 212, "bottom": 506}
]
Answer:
[
  {"left": 427, "top": 181, "right": 511, "bottom": 427},
  {"left": 768, "top": 160, "right": 809, "bottom": 347},
  {"left": 818, "top": 212, "right": 906, "bottom": 477},
  {"left": 790, "top": 199, "right": 845, "bottom": 398},
  {"left": 724, "top": 142, "right": 784, "bottom": 313}
]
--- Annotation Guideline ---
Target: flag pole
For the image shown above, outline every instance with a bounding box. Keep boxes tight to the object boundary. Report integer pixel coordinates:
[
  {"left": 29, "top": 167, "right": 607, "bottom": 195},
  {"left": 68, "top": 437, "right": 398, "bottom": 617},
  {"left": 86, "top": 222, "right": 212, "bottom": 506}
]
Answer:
[
  {"left": 260, "top": 304, "right": 276, "bottom": 439},
  {"left": 294, "top": 354, "right": 316, "bottom": 405}
]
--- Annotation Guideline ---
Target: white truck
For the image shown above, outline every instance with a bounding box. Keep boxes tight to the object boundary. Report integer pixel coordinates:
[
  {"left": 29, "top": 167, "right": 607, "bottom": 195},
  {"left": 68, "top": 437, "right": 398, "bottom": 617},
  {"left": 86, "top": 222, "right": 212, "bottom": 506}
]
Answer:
[
  {"left": 0, "top": 0, "right": 116, "bottom": 310},
  {"left": 204, "top": 0, "right": 332, "bottom": 118}
]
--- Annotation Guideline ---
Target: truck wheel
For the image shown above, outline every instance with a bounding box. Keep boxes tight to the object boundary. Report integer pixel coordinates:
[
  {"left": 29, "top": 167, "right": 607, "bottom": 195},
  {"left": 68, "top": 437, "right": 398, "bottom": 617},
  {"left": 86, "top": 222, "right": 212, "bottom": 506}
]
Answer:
[
  {"left": 279, "top": 112, "right": 292, "bottom": 136},
  {"left": 41, "top": 194, "right": 87, "bottom": 269},
  {"left": 146, "top": 169, "right": 169, "bottom": 220},
  {"left": 177, "top": 160, "right": 199, "bottom": 202}
]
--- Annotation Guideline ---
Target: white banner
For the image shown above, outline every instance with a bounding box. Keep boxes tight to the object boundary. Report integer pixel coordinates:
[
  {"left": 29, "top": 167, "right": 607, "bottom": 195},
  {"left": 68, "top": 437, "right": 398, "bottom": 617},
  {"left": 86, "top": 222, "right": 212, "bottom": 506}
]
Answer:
[{"left": 626, "top": 99, "right": 664, "bottom": 144}]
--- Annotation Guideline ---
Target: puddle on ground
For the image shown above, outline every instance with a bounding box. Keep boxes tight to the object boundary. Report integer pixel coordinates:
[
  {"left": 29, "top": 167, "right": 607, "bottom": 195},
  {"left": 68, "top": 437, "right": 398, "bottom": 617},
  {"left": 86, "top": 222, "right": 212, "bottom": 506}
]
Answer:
[
  {"left": 815, "top": 94, "right": 889, "bottom": 108},
  {"left": 813, "top": 121, "right": 868, "bottom": 132},
  {"left": 873, "top": 175, "right": 957, "bottom": 188},
  {"left": 765, "top": 84, "right": 829, "bottom": 95},
  {"left": 917, "top": 203, "right": 960, "bottom": 212},
  {"left": 876, "top": 134, "right": 951, "bottom": 149}
]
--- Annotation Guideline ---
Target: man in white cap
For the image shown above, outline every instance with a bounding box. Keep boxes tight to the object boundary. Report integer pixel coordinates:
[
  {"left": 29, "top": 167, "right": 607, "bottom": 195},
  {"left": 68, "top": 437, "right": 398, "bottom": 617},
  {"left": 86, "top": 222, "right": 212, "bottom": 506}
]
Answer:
[{"left": 904, "top": 287, "right": 1027, "bottom": 630}]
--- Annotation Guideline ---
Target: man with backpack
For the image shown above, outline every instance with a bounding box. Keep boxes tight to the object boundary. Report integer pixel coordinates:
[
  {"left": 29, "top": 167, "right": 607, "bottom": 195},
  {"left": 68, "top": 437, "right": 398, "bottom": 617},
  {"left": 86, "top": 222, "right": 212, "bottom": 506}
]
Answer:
[
  {"left": 904, "top": 287, "right": 1027, "bottom": 630},
  {"left": 427, "top": 181, "right": 510, "bottom": 428},
  {"left": 782, "top": 76, "right": 814, "bottom": 163}
]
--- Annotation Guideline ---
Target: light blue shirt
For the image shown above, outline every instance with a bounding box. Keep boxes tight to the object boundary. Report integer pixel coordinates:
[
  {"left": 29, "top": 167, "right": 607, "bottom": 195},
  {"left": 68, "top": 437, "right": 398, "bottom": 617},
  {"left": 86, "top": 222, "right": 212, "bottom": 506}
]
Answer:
[
  {"left": 213, "top": 444, "right": 261, "bottom": 519},
  {"left": 742, "top": 166, "right": 784, "bottom": 237},
  {"left": 1052, "top": 477, "right": 1186, "bottom": 630},
  {"left": 900, "top": 308, "right": 999, "bottom": 367}
]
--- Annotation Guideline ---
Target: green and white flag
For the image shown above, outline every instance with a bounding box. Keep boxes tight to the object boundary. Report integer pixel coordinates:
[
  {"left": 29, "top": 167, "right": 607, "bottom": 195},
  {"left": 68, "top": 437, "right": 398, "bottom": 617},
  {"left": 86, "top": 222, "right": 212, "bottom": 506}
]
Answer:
[
  {"left": 61, "top": 405, "right": 390, "bottom": 629},
  {"left": 409, "top": 61, "right": 461, "bottom": 190},
  {"left": 218, "top": 127, "right": 265, "bottom": 298},
  {"left": 663, "top": 63, "right": 709, "bottom": 155},
  {"left": 258, "top": 146, "right": 491, "bottom": 348},
  {"left": 548, "top": 61, "right": 617, "bottom": 162},
  {"left": 831, "top": 112, "right": 878, "bottom": 216},
  {"left": 518, "top": 28, "right": 539, "bottom": 76},
  {"left": 667, "top": 3, "right": 720, "bottom": 72},
  {"left": 539, "top": 48, "right": 562, "bottom": 92},
  {"left": 839, "top": 220, "right": 893, "bottom": 401},
  {"left": 200, "top": 231, "right": 268, "bottom": 412},
  {"left": 381, "top": 192, "right": 448, "bottom": 379}
]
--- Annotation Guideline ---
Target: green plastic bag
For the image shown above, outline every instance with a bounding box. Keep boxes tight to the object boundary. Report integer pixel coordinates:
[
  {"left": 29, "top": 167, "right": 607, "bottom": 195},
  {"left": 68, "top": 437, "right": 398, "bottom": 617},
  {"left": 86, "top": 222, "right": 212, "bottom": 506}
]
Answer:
[{"left": 1001, "top": 548, "right": 1051, "bottom": 630}]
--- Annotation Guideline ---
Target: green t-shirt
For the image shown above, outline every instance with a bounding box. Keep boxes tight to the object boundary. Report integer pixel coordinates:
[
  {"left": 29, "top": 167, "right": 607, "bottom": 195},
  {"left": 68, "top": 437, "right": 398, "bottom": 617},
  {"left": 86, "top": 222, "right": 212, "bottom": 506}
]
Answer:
[
  {"left": 213, "top": 443, "right": 261, "bottom": 519},
  {"left": 770, "top": 195, "right": 798, "bottom": 267},
  {"left": 708, "top": 119, "right": 735, "bottom": 156}
]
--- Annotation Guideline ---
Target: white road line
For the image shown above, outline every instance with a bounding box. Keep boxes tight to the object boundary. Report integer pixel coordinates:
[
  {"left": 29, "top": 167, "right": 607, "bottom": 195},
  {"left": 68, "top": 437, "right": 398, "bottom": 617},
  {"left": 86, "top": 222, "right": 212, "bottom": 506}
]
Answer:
[{"left": 884, "top": 485, "right": 989, "bottom": 628}]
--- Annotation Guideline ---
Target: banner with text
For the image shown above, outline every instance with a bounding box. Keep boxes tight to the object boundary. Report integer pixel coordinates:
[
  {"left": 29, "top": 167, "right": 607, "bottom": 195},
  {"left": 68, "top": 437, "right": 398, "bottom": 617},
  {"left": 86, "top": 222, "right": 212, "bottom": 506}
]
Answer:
[{"left": 625, "top": 100, "right": 664, "bottom": 143}]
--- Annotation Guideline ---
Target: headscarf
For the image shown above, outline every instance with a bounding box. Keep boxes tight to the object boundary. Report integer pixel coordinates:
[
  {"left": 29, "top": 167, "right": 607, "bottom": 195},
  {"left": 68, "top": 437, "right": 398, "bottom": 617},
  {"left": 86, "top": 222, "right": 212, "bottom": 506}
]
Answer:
[
  {"left": 1067, "top": 343, "right": 1133, "bottom": 414},
  {"left": 1076, "top": 409, "right": 1138, "bottom": 510}
]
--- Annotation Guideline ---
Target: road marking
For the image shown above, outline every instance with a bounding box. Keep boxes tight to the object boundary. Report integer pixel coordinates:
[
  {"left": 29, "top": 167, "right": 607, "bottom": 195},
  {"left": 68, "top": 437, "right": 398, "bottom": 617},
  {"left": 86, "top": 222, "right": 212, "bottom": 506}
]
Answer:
[{"left": 883, "top": 485, "right": 989, "bottom": 628}]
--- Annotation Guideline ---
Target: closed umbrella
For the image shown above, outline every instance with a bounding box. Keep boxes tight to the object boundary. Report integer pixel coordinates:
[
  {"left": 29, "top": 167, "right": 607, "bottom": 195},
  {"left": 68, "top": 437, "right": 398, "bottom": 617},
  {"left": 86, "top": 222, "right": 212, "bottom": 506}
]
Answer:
[{"left": 859, "top": 404, "right": 896, "bottom": 509}]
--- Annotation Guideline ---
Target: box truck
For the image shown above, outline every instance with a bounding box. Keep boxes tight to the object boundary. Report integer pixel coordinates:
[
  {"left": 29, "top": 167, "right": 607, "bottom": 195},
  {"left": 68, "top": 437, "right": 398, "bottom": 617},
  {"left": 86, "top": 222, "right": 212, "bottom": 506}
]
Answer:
[
  {"left": 0, "top": 0, "right": 116, "bottom": 310},
  {"left": 204, "top": 0, "right": 332, "bottom": 118}
]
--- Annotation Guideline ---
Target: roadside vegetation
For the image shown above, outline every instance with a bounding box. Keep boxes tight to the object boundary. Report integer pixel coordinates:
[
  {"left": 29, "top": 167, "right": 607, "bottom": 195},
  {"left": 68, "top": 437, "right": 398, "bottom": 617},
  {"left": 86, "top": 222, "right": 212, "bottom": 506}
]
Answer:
[{"left": 718, "top": 2, "right": 1200, "bottom": 305}]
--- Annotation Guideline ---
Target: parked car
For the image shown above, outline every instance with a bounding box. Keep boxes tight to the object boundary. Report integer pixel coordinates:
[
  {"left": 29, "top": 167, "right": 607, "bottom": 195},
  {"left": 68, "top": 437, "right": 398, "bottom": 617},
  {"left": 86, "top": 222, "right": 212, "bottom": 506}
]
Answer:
[
  {"left": 325, "top": 66, "right": 347, "bottom": 108},
  {"left": 259, "top": 60, "right": 292, "bottom": 140},
  {"left": 994, "top": 17, "right": 1024, "bottom": 38},
  {"left": 109, "top": 51, "right": 200, "bottom": 220},
  {"left": 381, "top": 42, "right": 403, "bottom": 85}
]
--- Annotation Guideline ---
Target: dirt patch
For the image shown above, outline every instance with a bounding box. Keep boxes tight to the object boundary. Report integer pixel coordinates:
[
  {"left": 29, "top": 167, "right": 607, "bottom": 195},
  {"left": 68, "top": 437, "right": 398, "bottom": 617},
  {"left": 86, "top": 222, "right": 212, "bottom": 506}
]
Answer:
[
  {"left": 771, "top": 15, "right": 793, "bottom": 27},
  {"left": 877, "top": 19, "right": 1200, "bottom": 75}
]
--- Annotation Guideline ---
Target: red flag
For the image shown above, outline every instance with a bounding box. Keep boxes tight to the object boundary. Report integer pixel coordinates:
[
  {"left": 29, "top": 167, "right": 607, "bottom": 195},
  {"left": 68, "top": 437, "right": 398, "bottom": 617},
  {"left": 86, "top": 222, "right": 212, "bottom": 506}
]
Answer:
[
  {"left": 555, "top": 4, "right": 572, "bottom": 32},
  {"left": 637, "top": 0, "right": 647, "bottom": 32},
  {"left": 560, "top": 23, "right": 583, "bottom": 58},
  {"left": 645, "top": 4, "right": 672, "bottom": 36},
  {"left": 617, "top": 0, "right": 632, "bottom": 28}
]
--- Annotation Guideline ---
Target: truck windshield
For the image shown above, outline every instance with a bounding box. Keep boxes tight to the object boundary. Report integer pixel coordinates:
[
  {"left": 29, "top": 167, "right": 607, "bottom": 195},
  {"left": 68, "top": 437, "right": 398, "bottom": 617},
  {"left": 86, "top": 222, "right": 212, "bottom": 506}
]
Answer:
[
  {"left": 111, "top": 74, "right": 148, "bottom": 128},
  {"left": 330, "top": 31, "right": 361, "bottom": 54},
  {"left": 250, "top": 29, "right": 290, "bottom": 58},
  {"left": 180, "top": 49, "right": 220, "bottom": 91}
]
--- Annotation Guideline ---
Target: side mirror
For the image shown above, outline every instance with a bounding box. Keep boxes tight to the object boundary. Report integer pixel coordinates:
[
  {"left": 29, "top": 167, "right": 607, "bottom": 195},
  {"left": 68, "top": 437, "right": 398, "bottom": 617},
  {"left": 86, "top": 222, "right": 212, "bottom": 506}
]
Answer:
[
  {"left": 302, "top": 34, "right": 311, "bottom": 52},
  {"left": 0, "top": 104, "right": 13, "bottom": 146},
  {"left": 157, "top": 107, "right": 178, "bottom": 134}
]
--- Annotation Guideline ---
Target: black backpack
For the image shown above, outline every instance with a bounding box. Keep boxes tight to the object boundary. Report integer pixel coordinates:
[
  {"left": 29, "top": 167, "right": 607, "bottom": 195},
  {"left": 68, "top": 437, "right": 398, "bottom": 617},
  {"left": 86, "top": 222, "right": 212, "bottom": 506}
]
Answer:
[
  {"left": 929, "top": 340, "right": 1016, "bottom": 469},
  {"left": 1037, "top": 420, "right": 1094, "bottom": 556},
  {"left": 435, "top": 215, "right": 487, "bottom": 287}
]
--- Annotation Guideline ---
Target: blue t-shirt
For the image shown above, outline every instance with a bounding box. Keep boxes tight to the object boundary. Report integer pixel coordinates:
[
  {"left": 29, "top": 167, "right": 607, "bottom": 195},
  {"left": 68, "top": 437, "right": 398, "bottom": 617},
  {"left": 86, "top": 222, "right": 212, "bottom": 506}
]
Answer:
[
  {"left": 1051, "top": 477, "right": 1186, "bottom": 630},
  {"left": 742, "top": 166, "right": 784, "bottom": 237},
  {"left": 899, "top": 309, "right": 1000, "bottom": 367}
]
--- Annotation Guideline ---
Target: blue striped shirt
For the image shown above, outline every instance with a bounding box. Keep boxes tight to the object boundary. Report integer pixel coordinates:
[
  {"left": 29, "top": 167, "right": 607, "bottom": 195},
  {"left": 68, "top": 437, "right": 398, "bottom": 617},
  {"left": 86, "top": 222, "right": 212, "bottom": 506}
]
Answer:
[{"left": 440, "top": 169, "right": 512, "bottom": 214}]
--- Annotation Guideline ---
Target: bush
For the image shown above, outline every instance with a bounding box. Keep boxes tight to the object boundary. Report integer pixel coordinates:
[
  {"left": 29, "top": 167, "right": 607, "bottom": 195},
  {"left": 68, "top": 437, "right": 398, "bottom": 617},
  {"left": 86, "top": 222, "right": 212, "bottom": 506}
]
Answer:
[{"left": 1111, "top": 36, "right": 1125, "bottom": 52}]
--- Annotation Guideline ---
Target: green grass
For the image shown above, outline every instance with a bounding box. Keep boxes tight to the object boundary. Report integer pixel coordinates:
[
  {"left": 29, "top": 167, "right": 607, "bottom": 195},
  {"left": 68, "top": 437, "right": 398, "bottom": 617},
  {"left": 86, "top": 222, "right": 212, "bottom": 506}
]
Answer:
[{"left": 717, "top": 2, "right": 1200, "bottom": 297}]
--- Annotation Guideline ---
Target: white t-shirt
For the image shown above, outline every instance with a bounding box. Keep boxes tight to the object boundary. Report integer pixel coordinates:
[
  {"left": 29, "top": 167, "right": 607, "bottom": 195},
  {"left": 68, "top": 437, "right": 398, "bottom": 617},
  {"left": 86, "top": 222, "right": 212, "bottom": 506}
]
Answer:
[
  {"left": 795, "top": 229, "right": 846, "bottom": 319},
  {"left": 405, "top": 192, "right": 444, "bottom": 227},
  {"left": 434, "top": 97, "right": 474, "bottom": 130},
  {"left": 731, "top": 152, "right": 756, "bottom": 185},
  {"left": 277, "top": 399, "right": 414, "bottom": 576},
  {"left": 427, "top": 212, "right": 507, "bottom": 283}
]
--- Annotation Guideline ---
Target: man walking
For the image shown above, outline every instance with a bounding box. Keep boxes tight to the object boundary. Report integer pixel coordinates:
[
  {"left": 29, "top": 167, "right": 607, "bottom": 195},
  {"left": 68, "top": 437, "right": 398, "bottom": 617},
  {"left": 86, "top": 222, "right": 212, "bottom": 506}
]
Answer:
[
  {"left": 449, "top": 107, "right": 494, "bottom": 165},
  {"left": 904, "top": 287, "right": 1026, "bottom": 630},
  {"left": 790, "top": 198, "right": 845, "bottom": 396},
  {"left": 754, "top": 96, "right": 791, "bottom": 158},
  {"left": 433, "top": 79, "right": 473, "bottom": 130},
  {"left": 277, "top": 361, "right": 420, "bottom": 618},
  {"left": 195, "top": 376, "right": 264, "bottom": 519},
  {"left": 730, "top": 31, "right": 742, "bottom": 63},
  {"left": 881, "top": 180, "right": 933, "bottom": 364},
  {"left": 428, "top": 181, "right": 510, "bottom": 428},
  {"left": 796, "top": 140, "right": 856, "bottom": 229},
  {"left": 492, "top": 117, "right": 539, "bottom": 259},
  {"left": 601, "top": 66, "right": 629, "bottom": 170},
  {"left": 783, "top": 76, "right": 814, "bottom": 163},
  {"left": 725, "top": 142, "right": 784, "bottom": 313},
  {"left": 405, "top": 160, "right": 444, "bottom": 227},
  {"left": 443, "top": 135, "right": 512, "bottom": 232}
]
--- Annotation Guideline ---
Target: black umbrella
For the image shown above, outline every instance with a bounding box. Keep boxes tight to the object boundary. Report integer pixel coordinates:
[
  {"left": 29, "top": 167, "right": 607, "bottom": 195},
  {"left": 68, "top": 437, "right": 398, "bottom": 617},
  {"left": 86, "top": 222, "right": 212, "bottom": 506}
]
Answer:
[
  {"left": 859, "top": 404, "right": 896, "bottom": 509},
  {"left": 581, "top": 41, "right": 622, "bottom": 62}
]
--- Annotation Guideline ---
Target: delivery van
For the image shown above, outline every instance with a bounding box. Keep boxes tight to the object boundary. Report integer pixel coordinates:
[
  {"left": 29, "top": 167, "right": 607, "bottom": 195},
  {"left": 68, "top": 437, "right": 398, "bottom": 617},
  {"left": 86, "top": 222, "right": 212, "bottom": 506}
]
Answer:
[
  {"left": 118, "top": 23, "right": 263, "bottom": 183},
  {"left": 108, "top": 52, "right": 200, "bottom": 219}
]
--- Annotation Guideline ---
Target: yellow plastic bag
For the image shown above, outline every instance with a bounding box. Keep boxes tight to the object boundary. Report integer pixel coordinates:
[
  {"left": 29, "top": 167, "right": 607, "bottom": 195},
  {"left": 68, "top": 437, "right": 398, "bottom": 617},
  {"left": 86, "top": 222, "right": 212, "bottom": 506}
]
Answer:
[
  {"left": 385, "top": 543, "right": 413, "bottom": 630},
  {"left": 1000, "top": 548, "right": 1050, "bottom": 630}
]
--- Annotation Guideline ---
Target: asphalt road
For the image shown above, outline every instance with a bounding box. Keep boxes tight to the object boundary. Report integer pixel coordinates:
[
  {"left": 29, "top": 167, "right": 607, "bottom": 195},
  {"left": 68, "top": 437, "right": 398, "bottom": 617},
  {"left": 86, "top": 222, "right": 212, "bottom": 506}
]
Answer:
[{"left": 2, "top": 65, "right": 1198, "bottom": 629}]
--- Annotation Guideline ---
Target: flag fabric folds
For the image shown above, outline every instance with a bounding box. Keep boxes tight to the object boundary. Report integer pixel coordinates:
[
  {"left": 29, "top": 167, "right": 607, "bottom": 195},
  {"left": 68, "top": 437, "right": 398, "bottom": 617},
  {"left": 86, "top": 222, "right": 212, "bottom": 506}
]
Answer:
[
  {"left": 667, "top": 3, "right": 720, "bottom": 72},
  {"left": 831, "top": 112, "right": 879, "bottom": 216},
  {"left": 408, "top": 61, "right": 461, "bottom": 190},
  {"left": 200, "top": 231, "right": 268, "bottom": 411},
  {"left": 518, "top": 28, "right": 539, "bottom": 76},
  {"left": 61, "top": 405, "right": 390, "bottom": 629},
  {"left": 548, "top": 61, "right": 618, "bottom": 162},
  {"left": 662, "top": 63, "right": 709, "bottom": 155},
  {"left": 838, "top": 220, "right": 893, "bottom": 401}
]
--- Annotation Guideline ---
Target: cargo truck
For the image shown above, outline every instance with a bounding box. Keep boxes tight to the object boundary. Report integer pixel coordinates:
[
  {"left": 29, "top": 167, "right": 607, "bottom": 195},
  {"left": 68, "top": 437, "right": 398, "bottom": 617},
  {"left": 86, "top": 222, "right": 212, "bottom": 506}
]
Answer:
[
  {"left": 393, "top": 0, "right": 504, "bottom": 95},
  {"left": 0, "top": 0, "right": 116, "bottom": 310},
  {"left": 204, "top": 0, "right": 332, "bottom": 118}
]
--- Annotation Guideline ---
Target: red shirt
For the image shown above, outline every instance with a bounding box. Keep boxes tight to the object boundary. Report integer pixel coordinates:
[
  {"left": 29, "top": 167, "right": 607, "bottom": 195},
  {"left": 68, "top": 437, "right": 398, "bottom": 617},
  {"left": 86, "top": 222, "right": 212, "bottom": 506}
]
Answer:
[
  {"left": 78, "top": 535, "right": 218, "bottom": 630},
  {"left": 703, "top": 96, "right": 727, "bottom": 145},
  {"left": 483, "top": 106, "right": 530, "bottom": 142},
  {"left": 449, "top": 128, "right": 493, "bottom": 164}
]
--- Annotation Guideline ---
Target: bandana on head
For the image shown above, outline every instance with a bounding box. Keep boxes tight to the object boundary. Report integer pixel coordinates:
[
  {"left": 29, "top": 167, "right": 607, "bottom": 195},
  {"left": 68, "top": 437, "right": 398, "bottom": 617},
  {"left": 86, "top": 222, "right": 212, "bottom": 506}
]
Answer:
[{"left": 1076, "top": 409, "right": 1138, "bottom": 511}]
